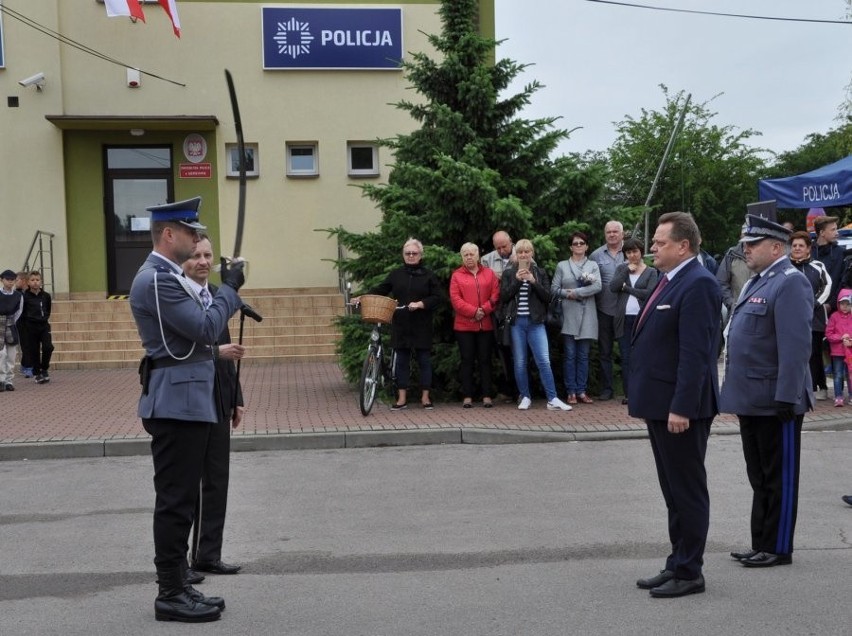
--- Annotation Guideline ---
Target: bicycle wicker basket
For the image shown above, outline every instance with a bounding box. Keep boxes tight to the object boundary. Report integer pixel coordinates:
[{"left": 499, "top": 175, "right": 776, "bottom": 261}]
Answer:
[{"left": 359, "top": 294, "right": 397, "bottom": 324}]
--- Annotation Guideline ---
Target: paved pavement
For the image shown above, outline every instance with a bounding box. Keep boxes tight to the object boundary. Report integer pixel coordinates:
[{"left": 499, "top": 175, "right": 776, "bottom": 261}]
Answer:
[{"left": 2, "top": 361, "right": 852, "bottom": 460}]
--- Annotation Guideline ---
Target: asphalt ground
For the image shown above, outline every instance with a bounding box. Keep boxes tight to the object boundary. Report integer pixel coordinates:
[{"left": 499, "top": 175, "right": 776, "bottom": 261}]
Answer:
[
  {"left": 2, "top": 436, "right": 852, "bottom": 635},
  {"left": 1, "top": 361, "right": 851, "bottom": 461}
]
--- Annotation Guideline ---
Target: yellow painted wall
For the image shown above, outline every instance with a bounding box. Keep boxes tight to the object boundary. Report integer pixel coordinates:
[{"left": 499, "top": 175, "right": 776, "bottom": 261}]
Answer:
[{"left": 0, "top": 1, "right": 492, "bottom": 294}]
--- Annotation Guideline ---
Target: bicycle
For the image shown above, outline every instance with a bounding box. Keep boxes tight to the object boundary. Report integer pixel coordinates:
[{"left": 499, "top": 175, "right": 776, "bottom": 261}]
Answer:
[{"left": 353, "top": 295, "right": 404, "bottom": 416}]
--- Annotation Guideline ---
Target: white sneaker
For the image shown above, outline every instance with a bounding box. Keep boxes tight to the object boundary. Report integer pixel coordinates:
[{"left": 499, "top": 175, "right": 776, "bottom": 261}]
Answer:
[
  {"left": 518, "top": 396, "right": 532, "bottom": 410},
  {"left": 547, "top": 397, "right": 572, "bottom": 411},
  {"left": 815, "top": 389, "right": 828, "bottom": 401}
]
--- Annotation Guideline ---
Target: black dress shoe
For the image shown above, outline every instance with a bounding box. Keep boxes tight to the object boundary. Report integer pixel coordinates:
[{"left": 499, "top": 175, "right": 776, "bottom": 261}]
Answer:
[
  {"left": 842, "top": 495, "right": 852, "bottom": 506},
  {"left": 741, "top": 551, "right": 792, "bottom": 568},
  {"left": 598, "top": 391, "right": 613, "bottom": 401},
  {"left": 184, "top": 567, "right": 205, "bottom": 585},
  {"left": 649, "top": 575, "right": 705, "bottom": 598},
  {"left": 193, "top": 560, "right": 242, "bottom": 575},
  {"left": 730, "top": 548, "right": 759, "bottom": 561},
  {"left": 636, "top": 569, "right": 674, "bottom": 590}
]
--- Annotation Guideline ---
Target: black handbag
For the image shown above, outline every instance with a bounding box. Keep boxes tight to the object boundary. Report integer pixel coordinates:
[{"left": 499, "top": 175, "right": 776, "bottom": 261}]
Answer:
[{"left": 547, "top": 295, "right": 563, "bottom": 329}]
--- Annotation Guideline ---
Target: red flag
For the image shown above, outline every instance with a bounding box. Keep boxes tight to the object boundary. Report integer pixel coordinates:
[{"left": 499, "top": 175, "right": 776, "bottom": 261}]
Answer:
[
  {"left": 158, "top": 0, "right": 182, "bottom": 38},
  {"left": 104, "top": 0, "right": 145, "bottom": 22}
]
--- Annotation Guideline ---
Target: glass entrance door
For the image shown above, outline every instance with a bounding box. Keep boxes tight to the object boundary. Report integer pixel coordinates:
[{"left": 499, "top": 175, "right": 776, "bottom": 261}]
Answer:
[{"left": 104, "top": 147, "right": 173, "bottom": 294}]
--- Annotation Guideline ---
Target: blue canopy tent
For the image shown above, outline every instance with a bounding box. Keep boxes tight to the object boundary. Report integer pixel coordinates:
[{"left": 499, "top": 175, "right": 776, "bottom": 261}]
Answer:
[{"left": 758, "top": 155, "right": 852, "bottom": 208}]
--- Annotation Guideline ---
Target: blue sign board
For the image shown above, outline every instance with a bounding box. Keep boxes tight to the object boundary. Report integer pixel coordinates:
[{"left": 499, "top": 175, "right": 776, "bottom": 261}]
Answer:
[
  {"left": 262, "top": 7, "right": 403, "bottom": 70},
  {"left": 0, "top": 10, "right": 5, "bottom": 69}
]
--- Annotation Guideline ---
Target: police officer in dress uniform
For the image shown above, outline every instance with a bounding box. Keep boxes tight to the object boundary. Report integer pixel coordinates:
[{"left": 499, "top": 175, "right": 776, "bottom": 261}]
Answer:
[
  {"left": 721, "top": 214, "right": 813, "bottom": 568},
  {"left": 129, "top": 197, "right": 246, "bottom": 623}
]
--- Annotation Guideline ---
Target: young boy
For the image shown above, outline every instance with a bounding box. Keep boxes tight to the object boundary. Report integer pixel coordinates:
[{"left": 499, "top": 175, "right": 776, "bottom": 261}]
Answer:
[
  {"left": 15, "top": 271, "right": 33, "bottom": 377},
  {"left": 0, "top": 269, "right": 24, "bottom": 391},
  {"left": 22, "top": 271, "right": 54, "bottom": 384}
]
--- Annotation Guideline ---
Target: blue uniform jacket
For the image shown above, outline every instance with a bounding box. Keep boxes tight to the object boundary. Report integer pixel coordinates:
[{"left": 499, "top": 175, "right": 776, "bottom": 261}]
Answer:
[
  {"left": 129, "top": 254, "right": 242, "bottom": 423},
  {"left": 628, "top": 258, "right": 721, "bottom": 422},
  {"left": 720, "top": 257, "right": 813, "bottom": 416}
]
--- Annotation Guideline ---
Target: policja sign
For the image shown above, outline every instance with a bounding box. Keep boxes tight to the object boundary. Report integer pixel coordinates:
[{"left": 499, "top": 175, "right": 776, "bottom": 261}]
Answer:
[{"left": 262, "top": 7, "right": 403, "bottom": 70}]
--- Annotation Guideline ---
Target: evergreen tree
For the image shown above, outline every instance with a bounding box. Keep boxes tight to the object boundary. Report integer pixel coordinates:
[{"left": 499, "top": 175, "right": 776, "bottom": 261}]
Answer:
[{"left": 327, "top": 0, "right": 603, "bottom": 393}]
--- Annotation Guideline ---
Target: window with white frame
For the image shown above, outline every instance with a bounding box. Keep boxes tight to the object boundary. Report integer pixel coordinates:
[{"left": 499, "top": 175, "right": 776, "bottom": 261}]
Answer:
[
  {"left": 347, "top": 143, "right": 379, "bottom": 177},
  {"left": 286, "top": 142, "right": 318, "bottom": 177}
]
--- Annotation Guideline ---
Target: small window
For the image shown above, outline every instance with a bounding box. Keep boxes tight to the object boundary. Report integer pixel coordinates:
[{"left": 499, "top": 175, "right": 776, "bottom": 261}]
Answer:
[
  {"left": 347, "top": 143, "right": 379, "bottom": 177},
  {"left": 286, "top": 142, "right": 318, "bottom": 177},
  {"left": 225, "top": 143, "right": 259, "bottom": 178}
]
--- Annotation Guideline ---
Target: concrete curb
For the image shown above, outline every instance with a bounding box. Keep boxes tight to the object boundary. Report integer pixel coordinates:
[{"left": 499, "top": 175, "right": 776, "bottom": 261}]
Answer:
[{"left": 2, "top": 418, "right": 852, "bottom": 463}]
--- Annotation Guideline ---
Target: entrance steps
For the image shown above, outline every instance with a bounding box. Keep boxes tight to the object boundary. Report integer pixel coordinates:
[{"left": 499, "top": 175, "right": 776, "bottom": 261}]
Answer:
[{"left": 48, "top": 287, "right": 344, "bottom": 370}]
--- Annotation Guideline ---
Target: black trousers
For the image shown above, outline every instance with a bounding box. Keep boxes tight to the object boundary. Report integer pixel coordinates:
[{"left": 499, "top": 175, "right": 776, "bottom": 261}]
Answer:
[
  {"left": 191, "top": 418, "right": 231, "bottom": 564},
  {"left": 456, "top": 330, "right": 494, "bottom": 399},
  {"left": 645, "top": 417, "right": 712, "bottom": 580},
  {"left": 810, "top": 330, "right": 827, "bottom": 391},
  {"left": 738, "top": 414, "right": 802, "bottom": 555},
  {"left": 27, "top": 323, "right": 54, "bottom": 375},
  {"left": 597, "top": 311, "right": 616, "bottom": 394},
  {"left": 143, "top": 418, "right": 211, "bottom": 570}
]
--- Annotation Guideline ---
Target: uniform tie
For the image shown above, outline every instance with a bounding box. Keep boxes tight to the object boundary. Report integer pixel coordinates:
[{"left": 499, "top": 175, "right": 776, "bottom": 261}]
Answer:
[{"left": 636, "top": 274, "right": 669, "bottom": 331}]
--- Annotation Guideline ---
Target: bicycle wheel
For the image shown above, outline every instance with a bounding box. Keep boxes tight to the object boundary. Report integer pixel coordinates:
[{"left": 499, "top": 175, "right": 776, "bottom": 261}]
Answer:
[{"left": 358, "top": 347, "right": 381, "bottom": 416}]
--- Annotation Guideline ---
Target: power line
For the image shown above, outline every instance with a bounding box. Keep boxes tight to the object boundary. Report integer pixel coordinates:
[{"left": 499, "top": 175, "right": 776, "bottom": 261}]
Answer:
[
  {"left": 584, "top": 0, "right": 852, "bottom": 25},
  {"left": 0, "top": 4, "right": 186, "bottom": 87}
]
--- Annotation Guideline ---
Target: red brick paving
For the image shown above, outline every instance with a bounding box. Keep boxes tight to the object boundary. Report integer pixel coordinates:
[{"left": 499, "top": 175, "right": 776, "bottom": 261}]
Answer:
[{"left": 1, "top": 362, "right": 849, "bottom": 444}]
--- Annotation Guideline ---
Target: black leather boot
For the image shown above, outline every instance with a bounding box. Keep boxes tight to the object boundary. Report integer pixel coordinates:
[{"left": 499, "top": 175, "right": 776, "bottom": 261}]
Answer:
[
  {"left": 154, "top": 568, "right": 221, "bottom": 622},
  {"left": 180, "top": 561, "right": 225, "bottom": 610}
]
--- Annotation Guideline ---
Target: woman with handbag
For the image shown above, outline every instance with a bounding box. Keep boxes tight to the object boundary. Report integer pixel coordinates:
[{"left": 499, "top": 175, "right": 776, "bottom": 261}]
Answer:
[
  {"left": 551, "top": 232, "right": 602, "bottom": 405},
  {"left": 449, "top": 243, "right": 500, "bottom": 408},
  {"left": 609, "top": 237, "right": 658, "bottom": 404}
]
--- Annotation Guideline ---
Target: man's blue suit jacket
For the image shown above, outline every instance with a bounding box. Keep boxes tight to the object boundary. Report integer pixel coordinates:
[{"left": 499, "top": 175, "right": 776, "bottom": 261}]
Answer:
[{"left": 627, "top": 258, "right": 722, "bottom": 422}]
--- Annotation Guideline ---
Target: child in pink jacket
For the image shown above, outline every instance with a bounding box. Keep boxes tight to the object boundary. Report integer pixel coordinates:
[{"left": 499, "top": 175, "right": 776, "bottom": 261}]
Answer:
[{"left": 825, "top": 288, "right": 852, "bottom": 406}]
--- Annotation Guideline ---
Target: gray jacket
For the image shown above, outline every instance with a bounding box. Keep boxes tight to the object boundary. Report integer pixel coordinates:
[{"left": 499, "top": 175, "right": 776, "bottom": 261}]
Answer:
[
  {"left": 551, "top": 258, "right": 601, "bottom": 340},
  {"left": 129, "top": 253, "right": 242, "bottom": 423}
]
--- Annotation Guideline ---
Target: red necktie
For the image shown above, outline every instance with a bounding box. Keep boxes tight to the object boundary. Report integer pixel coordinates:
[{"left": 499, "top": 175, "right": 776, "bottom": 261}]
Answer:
[{"left": 636, "top": 275, "right": 669, "bottom": 331}]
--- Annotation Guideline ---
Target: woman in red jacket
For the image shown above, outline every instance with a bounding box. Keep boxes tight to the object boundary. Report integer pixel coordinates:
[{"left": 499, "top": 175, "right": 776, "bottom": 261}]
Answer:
[{"left": 450, "top": 242, "right": 500, "bottom": 407}]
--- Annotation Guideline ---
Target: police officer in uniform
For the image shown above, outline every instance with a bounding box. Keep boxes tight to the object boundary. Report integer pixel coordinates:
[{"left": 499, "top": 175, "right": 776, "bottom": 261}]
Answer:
[
  {"left": 721, "top": 214, "right": 813, "bottom": 568},
  {"left": 129, "top": 197, "right": 246, "bottom": 622}
]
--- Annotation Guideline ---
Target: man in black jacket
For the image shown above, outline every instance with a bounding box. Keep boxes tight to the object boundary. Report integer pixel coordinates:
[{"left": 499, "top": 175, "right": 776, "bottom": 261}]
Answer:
[{"left": 182, "top": 236, "right": 245, "bottom": 579}]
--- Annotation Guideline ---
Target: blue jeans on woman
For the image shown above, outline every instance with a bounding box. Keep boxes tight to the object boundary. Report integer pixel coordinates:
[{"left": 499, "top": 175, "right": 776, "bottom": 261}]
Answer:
[
  {"left": 563, "top": 335, "right": 591, "bottom": 396},
  {"left": 511, "top": 315, "right": 557, "bottom": 401},
  {"left": 832, "top": 356, "right": 847, "bottom": 399}
]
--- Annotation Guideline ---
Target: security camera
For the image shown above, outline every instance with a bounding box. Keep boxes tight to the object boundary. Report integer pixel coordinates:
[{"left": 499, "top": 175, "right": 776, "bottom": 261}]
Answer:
[{"left": 18, "top": 72, "right": 46, "bottom": 89}]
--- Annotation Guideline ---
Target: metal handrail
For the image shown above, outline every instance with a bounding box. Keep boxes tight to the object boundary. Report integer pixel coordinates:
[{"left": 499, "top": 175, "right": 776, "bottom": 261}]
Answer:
[
  {"left": 22, "top": 230, "right": 56, "bottom": 294},
  {"left": 337, "top": 237, "right": 353, "bottom": 315}
]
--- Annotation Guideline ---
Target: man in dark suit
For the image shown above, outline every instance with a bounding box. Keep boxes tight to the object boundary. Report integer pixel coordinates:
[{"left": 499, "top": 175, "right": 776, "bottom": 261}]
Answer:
[
  {"left": 721, "top": 214, "right": 812, "bottom": 568},
  {"left": 628, "top": 211, "right": 721, "bottom": 598},
  {"left": 129, "top": 197, "right": 246, "bottom": 623},
  {"left": 182, "top": 236, "right": 245, "bottom": 580}
]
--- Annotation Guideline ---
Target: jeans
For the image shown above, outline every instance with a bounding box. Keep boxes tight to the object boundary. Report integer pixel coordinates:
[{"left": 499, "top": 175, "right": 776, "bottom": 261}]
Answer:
[
  {"left": 510, "top": 315, "right": 557, "bottom": 401},
  {"left": 832, "top": 356, "right": 847, "bottom": 398},
  {"left": 619, "top": 314, "right": 636, "bottom": 397},
  {"left": 597, "top": 311, "right": 615, "bottom": 395},
  {"left": 456, "top": 330, "right": 494, "bottom": 399},
  {"left": 563, "top": 335, "right": 591, "bottom": 395},
  {"left": 394, "top": 348, "right": 432, "bottom": 390}
]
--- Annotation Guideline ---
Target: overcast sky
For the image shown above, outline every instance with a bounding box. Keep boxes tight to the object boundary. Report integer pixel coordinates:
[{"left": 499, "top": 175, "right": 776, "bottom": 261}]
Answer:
[{"left": 494, "top": 0, "right": 852, "bottom": 159}]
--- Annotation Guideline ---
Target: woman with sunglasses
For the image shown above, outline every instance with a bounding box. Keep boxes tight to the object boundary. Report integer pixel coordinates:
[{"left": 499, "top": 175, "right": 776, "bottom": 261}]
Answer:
[
  {"left": 366, "top": 238, "right": 442, "bottom": 410},
  {"left": 551, "top": 231, "right": 602, "bottom": 405}
]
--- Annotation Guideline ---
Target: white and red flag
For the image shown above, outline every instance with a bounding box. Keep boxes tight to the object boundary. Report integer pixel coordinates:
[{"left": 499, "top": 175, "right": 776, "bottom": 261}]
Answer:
[
  {"left": 104, "top": 0, "right": 145, "bottom": 22},
  {"left": 158, "top": 0, "right": 182, "bottom": 38}
]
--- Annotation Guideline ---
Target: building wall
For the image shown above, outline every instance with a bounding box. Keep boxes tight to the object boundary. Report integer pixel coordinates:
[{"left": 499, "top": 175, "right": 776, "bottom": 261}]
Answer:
[{"left": 0, "top": 0, "right": 493, "bottom": 295}]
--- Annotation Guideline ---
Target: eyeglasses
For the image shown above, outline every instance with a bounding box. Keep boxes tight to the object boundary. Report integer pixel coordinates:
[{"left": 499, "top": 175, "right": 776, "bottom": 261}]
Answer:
[
  {"left": 404, "top": 251, "right": 421, "bottom": 256},
  {"left": 571, "top": 241, "right": 586, "bottom": 247}
]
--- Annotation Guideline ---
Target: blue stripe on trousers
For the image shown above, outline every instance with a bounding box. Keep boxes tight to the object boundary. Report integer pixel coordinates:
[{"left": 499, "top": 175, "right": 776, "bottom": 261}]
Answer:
[{"left": 776, "top": 419, "right": 795, "bottom": 555}]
